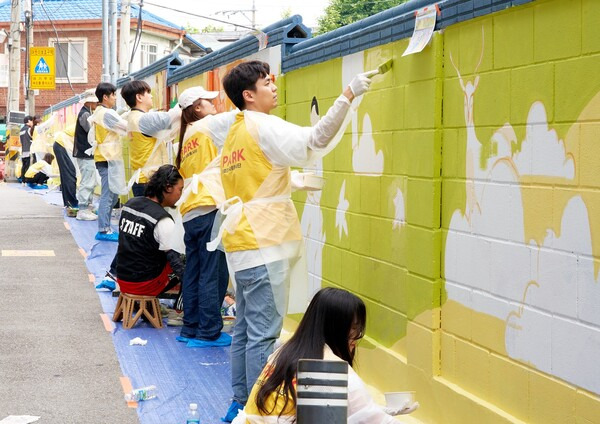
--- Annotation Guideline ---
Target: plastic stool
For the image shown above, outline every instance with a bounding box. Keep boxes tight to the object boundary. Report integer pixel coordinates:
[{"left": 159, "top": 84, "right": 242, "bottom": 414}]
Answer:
[{"left": 113, "top": 293, "right": 163, "bottom": 329}]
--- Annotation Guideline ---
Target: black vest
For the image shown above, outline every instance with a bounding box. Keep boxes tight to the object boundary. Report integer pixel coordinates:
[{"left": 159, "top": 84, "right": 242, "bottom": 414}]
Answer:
[
  {"left": 20, "top": 125, "right": 32, "bottom": 153},
  {"left": 73, "top": 106, "right": 92, "bottom": 158},
  {"left": 116, "top": 197, "right": 172, "bottom": 282}
]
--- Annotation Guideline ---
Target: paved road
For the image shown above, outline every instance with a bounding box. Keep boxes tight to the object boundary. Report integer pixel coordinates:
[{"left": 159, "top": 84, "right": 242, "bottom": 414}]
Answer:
[{"left": 0, "top": 183, "right": 138, "bottom": 424}]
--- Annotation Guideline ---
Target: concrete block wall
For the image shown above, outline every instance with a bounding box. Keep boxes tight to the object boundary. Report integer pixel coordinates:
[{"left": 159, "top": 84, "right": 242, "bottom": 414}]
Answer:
[
  {"left": 287, "top": 0, "right": 600, "bottom": 422},
  {"left": 441, "top": 0, "right": 600, "bottom": 423}
]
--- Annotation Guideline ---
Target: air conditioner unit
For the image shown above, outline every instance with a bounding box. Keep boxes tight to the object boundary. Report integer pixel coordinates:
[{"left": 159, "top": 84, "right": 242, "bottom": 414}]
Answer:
[{"left": 7, "top": 110, "right": 25, "bottom": 125}]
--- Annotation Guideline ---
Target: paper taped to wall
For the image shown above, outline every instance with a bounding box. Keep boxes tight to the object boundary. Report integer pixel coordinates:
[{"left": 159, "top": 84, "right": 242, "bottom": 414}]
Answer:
[{"left": 402, "top": 4, "right": 439, "bottom": 56}]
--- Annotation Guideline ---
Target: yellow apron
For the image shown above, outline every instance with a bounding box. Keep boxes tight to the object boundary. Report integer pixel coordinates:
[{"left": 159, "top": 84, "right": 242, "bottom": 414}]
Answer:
[
  {"left": 126, "top": 109, "right": 170, "bottom": 185},
  {"left": 89, "top": 106, "right": 128, "bottom": 194},
  {"left": 176, "top": 120, "right": 224, "bottom": 217},
  {"left": 208, "top": 112, "right": 307, "bottom": 316}
]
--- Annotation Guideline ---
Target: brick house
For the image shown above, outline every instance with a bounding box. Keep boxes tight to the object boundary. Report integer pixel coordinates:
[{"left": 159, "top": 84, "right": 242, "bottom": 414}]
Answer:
[{"left": 0, "top": 0, "right": 209, "bottom": 118}]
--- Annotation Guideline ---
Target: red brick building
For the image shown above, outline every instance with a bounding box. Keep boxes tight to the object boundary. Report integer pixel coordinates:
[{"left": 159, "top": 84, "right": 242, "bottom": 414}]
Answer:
[{"left": 0, "top": 0, "right": 208, "bottom": 118}]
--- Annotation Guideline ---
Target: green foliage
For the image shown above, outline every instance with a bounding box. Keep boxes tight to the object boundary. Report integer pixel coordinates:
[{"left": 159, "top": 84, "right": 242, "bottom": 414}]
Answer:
[
  {"left": 317, "top": 0, "right": 410, "bottom": 35},
  {"left": 202, "top": 24, "right": 225, "bottom": 33},
  {"left": 184, "top": 22, "right": 199, "bottom": 34},
  {"left": 280, "top": 7, "right": 292, "bottom": 20}
]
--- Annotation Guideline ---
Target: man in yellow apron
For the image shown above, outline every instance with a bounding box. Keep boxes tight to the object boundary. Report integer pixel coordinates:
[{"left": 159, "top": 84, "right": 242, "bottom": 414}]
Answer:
[
  {"left": 120, "top": 80, "right": 181, "bottom": 196},
  {"left": 88, "top": 82, "right": 127, "bottom": 242},
  {"left": 215, "top": 60, "right": 376, "bottom": 422}
]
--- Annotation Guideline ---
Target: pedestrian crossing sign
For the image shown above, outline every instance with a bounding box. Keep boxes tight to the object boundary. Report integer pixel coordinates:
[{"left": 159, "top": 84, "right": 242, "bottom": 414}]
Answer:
[{"left": 30, "top": 47, "right": 55, "bottom": 90}]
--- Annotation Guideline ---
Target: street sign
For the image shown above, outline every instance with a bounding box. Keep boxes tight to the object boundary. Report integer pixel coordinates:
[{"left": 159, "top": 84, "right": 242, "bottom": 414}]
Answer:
[{"left": 30, "top": 46, "right": 55, "bottom": 90}]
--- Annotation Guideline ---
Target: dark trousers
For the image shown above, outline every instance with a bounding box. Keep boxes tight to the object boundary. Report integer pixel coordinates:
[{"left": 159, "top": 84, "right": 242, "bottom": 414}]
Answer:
[
  {"left": 25, "top": 172, "right": 48, "bottom": 185},
  {"left": 53, "top": 142, "right": 78, "bottom": 208},
  {"left": 181, "top": 210, "right": 229, "bottom": 340},
  {"left": 20, "top": 156, "right": 30, "bottom": 179},
  {"left": 132, "top": 182, "right": 147, "bottom": 197}
]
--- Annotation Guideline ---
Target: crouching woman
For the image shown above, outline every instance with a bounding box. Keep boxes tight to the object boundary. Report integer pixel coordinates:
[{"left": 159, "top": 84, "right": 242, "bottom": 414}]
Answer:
[
  {"left": 115, "top": 164, "right": 185, "bottom": 296},
  {"left": 233, "top": 287, "right": 419, "bottom": 423}
]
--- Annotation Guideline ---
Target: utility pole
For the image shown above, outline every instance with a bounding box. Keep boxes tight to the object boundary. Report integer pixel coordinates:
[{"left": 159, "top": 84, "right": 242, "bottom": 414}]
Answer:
[
  {"left": 24, "top": 0, "right": 34, "bottom": 115},
  {"left": 101, "top": 0, "right": 110, "bottom": 82},
  {"left": 216, "top": 1, "right": 257, "bottom": 30},
  {"left": 8, "top": 0, "right": 22, "bottom": 114},
  {"left": 119, "top": 0, "right": 131, "bottom": 76},
  {"left": 109, "top": 0, "right": 118, "bottom": 85}
]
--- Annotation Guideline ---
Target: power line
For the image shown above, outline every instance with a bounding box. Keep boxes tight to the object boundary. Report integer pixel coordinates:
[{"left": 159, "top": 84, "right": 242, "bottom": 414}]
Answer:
[
  {"left": 143, "top": 1, "right": 257, "bottom": 31},
  {"left": 38, "top": 0, "right": 76, "bottom": 95},
  {"left": 35, "top": 1, "right": 90, "bottom": 70}
]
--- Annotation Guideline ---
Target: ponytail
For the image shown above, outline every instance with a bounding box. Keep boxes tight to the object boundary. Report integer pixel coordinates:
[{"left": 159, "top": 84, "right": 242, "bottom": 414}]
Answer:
[{"left": 176, "top": 99, "right": 207, "bottom": 168}]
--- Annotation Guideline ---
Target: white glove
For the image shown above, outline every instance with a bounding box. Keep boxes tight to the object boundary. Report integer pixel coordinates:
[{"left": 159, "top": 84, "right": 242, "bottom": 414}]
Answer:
[
  {"left": 348, "top": 70, "right": 378, "bottom": 97},
  {"left": 382, "top": 401, "right": 420, "bottom": 416},
  {"left": 290, "top": 170, "right": 304, "bottom": 191}
]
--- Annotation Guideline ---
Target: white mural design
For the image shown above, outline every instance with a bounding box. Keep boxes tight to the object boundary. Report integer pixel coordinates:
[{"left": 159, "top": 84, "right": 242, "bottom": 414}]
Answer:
[
  {"left": 336, "top": 180, "right": 350, "bottom": 240},
  {"left": 300, "top": 98, "right": 327, "bottom": 296},
  {"left": 445, "top": 40, "right": 600, "bottom": 395},
  {"left": 353, "top": 114, "right": 384, "bottom": 175},
  {"left": 392, "top": 188, "right": 405, "bottom": 230},
  {"left": 342, "top": 52, "right": 385, "bottom": 176}
]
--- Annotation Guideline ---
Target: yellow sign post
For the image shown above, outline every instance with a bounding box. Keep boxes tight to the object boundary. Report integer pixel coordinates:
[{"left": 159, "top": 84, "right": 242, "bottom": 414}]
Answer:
[{"left": 30, "top": 47, "right": 55, "bottom": 90}]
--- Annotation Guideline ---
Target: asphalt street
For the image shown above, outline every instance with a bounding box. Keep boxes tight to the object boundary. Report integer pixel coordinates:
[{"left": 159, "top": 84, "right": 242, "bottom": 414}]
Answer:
[{"left": 0, "top": 183, "right": 138, "bottom": 424}]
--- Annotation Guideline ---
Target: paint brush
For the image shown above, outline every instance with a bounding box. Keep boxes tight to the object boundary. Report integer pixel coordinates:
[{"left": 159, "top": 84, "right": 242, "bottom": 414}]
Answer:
[{"left": 376, "top": 59, "right": 393, "bottom": 75}]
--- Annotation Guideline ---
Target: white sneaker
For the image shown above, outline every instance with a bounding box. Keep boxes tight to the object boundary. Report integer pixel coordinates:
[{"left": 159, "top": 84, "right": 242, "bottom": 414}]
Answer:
[{"left": 76, "top": 209, "right": 97, "bottom": 221}]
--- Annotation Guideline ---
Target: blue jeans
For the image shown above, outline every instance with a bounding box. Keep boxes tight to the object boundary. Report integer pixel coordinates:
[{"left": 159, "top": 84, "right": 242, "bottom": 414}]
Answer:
[
  {"left": 96, "top": 163, "right": 119, "bottom": 232},
  {"left": 231, "top": 264, "right": 283, "bottom": 404},
  {"left": 181, "top": 211, "right": 229, "bottom": 340}
]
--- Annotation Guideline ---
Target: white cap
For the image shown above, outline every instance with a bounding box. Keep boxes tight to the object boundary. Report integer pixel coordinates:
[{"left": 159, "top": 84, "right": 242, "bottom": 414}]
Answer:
[
  {"left": 80, "top": 88, "right": 98, "bottom": 104},
  {"left": 178, "top": 86, "right": 219, "bottom": 109},
  {"left": 190, "top": 403, "right": 198, "bottom": 410}
]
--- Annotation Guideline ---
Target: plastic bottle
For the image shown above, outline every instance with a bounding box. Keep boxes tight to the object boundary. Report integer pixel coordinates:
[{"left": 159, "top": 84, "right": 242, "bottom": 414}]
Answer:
[
  {"left": 186, "top": 403, "right": 200, "bottom": 424},
  {"left": 124, "top": 385, "right": 158, "bottom": 402}
]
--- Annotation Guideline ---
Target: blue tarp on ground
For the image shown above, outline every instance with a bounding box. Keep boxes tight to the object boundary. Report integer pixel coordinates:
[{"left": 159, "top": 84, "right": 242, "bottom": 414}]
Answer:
[{"left": 28, "top": 185, "right": 233, "bottom": 424}]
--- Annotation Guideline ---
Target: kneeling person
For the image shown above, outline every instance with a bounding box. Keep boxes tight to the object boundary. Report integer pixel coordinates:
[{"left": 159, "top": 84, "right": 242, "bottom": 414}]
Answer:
[
  {"left": 24, "top": 152, "right": 56, "bottom": 189},
  {"left": 116, "top": 164, "right": 185, "bottom": 296}
]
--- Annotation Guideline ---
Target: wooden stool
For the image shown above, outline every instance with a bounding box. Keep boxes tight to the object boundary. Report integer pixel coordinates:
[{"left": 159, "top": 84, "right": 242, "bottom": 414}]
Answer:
[{"left": 113, "top": 293, "right": 163, "bottom": 329}]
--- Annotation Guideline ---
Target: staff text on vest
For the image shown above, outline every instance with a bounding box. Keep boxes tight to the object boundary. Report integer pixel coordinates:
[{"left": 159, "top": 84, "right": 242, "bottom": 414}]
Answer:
[{"left": 120, "top": 217, "right": 146, "bottom": 237}]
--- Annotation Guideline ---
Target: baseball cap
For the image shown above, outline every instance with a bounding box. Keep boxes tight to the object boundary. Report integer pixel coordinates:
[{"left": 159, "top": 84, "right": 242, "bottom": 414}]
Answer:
[
  {"left": 178, "top": 86, "right": 219, "bottom": 109},
  {"left": 80, "top": 88, "right": 98, "bottom": 104}
]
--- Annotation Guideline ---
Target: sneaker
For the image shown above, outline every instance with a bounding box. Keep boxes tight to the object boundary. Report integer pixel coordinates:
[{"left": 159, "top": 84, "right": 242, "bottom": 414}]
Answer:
[
  {"left": 221, "top": 400, "right": 244, "bottom": 423},
  {"left": 95, "top": 231, "right": 119, "bottom": 242},
  {"left": 27, "top": 182, "right": 36, "bottom": 189},
  {"left": 33, "top": 184, "right": 48, "bottom": 190},
  {"left": 166, "top": 316, "right": 184, "bottom": 326},
  {"left": 76, "top": 209, "right": 98, "bottom": 221},
  {"left": 66, "top": 207, "right": 79, "bottom": 217}
]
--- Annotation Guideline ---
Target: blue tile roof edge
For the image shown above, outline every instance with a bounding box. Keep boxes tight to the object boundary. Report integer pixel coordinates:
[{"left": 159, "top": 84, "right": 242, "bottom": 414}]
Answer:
[
  {"left": 167, "top": 14, "right": 311, "bottom": 86},
  {"left": 282, "top": 0, "right": 533, "bottom": 73},
  {"left": 43, "top": 52, "right": 183, "bottom": 115}
]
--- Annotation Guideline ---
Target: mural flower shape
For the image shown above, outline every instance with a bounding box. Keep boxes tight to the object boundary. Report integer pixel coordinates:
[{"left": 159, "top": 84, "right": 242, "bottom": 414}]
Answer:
[{"left": 336, "top": 180, "right": 350, "bottom": 239}]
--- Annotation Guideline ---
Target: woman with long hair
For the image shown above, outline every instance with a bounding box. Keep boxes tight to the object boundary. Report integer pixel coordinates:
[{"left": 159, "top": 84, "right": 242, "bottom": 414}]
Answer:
[
  {"left": 175, "top": 87, "right": 237, "bottom": 347},
  {"left": 232, "top": 287, "right": 419, "bottom": 423}
]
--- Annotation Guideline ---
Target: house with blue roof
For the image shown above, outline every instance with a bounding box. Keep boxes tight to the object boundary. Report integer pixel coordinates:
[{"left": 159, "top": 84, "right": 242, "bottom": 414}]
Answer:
[{"left": 0, "top": 0, "right": 210, "bottom": 117}]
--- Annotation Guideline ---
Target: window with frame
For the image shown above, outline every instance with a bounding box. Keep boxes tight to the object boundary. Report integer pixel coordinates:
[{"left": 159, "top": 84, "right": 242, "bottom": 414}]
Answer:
[
  {"left": 50, "top": 38, "right": 87, "bottom": 83},
  {"left": 140, "top": 43, "right": 158, "bottom": 68}
]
